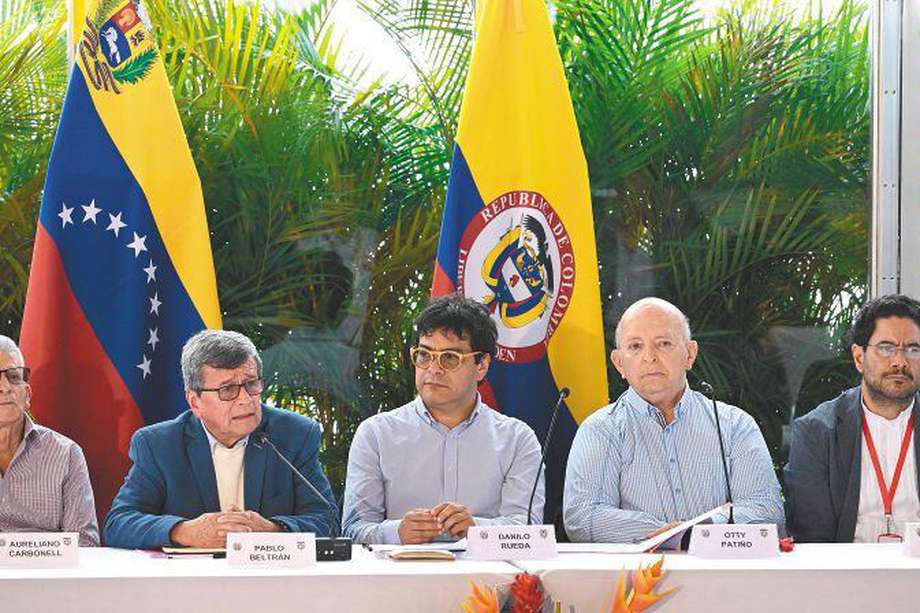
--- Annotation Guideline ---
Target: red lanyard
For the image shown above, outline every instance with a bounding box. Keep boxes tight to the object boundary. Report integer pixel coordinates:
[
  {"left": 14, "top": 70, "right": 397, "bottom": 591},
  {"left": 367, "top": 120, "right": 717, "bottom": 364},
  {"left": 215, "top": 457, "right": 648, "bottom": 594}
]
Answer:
[{"left": 861, "top": 410, "right": 915, "bottom": 516}]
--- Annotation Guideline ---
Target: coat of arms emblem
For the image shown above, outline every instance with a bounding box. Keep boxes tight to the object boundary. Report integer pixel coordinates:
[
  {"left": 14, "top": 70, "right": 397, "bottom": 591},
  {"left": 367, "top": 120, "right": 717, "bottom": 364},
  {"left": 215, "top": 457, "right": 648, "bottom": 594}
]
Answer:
[{"left": 78, "top": 0, "right": 157, "bottom": 94}]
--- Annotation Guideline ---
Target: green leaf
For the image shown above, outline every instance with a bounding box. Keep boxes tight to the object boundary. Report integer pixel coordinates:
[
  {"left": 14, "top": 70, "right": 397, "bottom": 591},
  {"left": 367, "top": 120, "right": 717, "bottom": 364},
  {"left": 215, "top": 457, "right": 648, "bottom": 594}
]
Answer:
[{"left": 112, "top": 47, "right": 158, "bottom": 84}]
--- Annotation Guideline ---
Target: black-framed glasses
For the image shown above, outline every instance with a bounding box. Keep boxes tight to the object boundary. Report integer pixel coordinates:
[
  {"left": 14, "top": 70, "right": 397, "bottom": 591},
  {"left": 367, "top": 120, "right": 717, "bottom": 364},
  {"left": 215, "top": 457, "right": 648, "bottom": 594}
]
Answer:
[
  {"left": 0, "top": 367, "right": 30, "bottom": 385},
  {"left": 409, "top": 347, "right": 483, "bottom": 372},
  {"left": 867, "top": 343, "right": 920, "bottom": 360},
  {"left": 197, "top": 378, "right": 264, "bottom": 401}
]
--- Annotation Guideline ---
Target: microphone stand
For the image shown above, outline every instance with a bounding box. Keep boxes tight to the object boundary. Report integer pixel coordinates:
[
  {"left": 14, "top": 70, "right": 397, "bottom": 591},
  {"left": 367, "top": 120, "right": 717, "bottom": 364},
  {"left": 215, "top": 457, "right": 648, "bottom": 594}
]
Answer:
[
  {"left": 527, "top": 387, "right": 570, "bottom": 525},
  {"left": 254, "top": 432, "right": 352, "bottom": 561},
  {"left": 699, "top": 381, "right": 734, "bottom": 524}
]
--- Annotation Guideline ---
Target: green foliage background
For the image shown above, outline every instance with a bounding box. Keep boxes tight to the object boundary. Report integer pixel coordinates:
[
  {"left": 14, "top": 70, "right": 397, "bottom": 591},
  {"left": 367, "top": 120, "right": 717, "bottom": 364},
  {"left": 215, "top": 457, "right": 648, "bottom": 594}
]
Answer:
[{"left": 0, "top": 0, "right": 868, "bottom": 495}]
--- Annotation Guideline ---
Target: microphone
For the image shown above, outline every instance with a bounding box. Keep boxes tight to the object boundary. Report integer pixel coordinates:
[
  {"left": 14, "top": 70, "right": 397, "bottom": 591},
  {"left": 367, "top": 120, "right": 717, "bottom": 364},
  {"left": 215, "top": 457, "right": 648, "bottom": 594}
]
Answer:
[
  {"left": 527, "top": 387, "right": 570, "bottom": 525},
  {"left": 699, "top": 381, "right": 734, "bottom": 524},
  {"left": 253, "top": 432, "right": 352, "bottom": 561}
]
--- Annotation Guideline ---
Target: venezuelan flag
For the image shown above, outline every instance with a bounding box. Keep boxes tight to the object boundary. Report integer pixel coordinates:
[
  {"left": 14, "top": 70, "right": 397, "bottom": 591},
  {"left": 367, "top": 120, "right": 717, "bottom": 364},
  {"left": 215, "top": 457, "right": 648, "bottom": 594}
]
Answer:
[
  {"left": 432, "top": 0, "right": 609, "bottom": 525},
  {"left": 20, "top": 0, "right": 220, "bottom": 521}
]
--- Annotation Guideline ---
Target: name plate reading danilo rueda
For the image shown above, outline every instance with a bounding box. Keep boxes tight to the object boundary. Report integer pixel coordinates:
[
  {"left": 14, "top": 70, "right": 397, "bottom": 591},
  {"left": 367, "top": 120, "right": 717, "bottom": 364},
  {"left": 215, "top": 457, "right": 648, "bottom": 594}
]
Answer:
[
  {"left": 0, "top": 532, "right": 79, "bottom": 568},
  {"left": 466, "top": 525, "right": 557, "bottom": 560},
  {"left": 689, "top": 524, "right": 779, "bottom": 559},
  {"left": 226, "top": 532, "right": 316, "bottom": 568}
]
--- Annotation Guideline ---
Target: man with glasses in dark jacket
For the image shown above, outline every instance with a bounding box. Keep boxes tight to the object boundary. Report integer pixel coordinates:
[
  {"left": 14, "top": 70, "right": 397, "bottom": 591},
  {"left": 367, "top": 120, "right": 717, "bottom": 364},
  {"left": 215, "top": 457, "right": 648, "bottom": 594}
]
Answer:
[
  {"left": 104, "top": 329, "right": 334, "bottom": 549},
  {"left": 785, "top": 294, "right": 920, "bottom": 542}
]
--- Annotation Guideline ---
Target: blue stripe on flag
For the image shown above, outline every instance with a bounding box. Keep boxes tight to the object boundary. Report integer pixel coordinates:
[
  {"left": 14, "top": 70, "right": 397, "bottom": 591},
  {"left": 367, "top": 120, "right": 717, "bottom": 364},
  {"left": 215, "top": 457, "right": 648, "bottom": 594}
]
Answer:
[
  {"left": 436, "top": 145, "right": 484, "bottom": 286},
  {"left": 40, "top": 70, "right": 205, "bottom": 424}
]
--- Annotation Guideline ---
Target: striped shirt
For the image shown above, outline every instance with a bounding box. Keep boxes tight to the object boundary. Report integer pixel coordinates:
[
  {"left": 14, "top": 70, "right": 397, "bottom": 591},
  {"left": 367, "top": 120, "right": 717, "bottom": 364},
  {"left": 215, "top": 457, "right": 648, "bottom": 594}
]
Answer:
[
  {"left": 0, "top": 415, "right": 99, "bottom": 546},
  {"left": 564, "top": 386, "right": 783, "bottom": 543}
]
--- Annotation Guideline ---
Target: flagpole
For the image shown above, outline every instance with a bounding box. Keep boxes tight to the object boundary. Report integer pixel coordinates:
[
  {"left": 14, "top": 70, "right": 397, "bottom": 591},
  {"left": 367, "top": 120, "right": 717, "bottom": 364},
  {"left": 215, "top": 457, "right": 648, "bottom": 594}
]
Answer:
[{"left": 66, "top": 0, "right": 88, "bottom": 65}]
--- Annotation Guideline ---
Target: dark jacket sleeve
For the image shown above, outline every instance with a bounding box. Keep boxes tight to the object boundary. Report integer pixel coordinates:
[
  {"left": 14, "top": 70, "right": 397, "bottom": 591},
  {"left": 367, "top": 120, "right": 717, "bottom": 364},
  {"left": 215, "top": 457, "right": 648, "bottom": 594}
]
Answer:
[
  {"left": 270, "top": 419, "right": 336, "bottom": 536},
  {"left": 103, "top": 429, "right": 185, "bottom": 549},
  {"left": 783, "top": 413, "right": 837, "bottom": 542}
]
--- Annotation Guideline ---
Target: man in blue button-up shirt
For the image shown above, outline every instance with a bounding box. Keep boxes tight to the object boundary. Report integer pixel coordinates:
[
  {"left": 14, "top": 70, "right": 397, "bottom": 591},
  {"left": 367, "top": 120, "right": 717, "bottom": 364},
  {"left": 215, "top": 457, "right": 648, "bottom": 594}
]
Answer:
[
  {"left": 563, "top": 297, "right": 783, "bottom": 543},
  {"left": 342, "top": 295, "right": 544, "bottom": 544}
]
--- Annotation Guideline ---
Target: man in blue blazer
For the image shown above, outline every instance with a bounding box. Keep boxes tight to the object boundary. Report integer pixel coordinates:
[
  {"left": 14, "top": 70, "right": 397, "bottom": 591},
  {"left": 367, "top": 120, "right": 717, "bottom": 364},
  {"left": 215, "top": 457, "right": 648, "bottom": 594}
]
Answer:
[
  {"left": 785, "top": 295, "right": 920, "bottom": 542},
  {"left": 104, "top": 330, "right": 334, "bottom": 549}
]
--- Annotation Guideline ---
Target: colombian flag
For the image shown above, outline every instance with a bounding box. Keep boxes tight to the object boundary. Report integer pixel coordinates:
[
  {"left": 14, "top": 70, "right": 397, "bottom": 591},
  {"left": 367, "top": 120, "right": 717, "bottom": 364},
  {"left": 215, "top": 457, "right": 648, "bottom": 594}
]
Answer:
[
  {"left": 432, "top": 0, "right": 609, "bottom": 524},
  {"left": 20, "top": 0, "right": 220, "bottom": 522}
]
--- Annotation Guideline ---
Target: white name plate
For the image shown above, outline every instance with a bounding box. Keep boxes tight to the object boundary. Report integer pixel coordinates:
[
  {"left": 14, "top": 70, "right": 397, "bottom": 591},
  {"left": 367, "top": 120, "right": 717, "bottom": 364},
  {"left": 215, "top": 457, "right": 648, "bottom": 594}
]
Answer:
[
  {"left": 0, "top": 532, "right": 79, "bottom": 568},
  {"left": 903, "top": 523, "right": 920, "bottom": 557},
  {"left": 226, "top": 532, "right": 316, "bottom": 568},
  {"left": 466, "top": 525, "right": 557, "bottom": 560},
  {"left": 689, "top": 524, "right": 778, "bottom": 559}
]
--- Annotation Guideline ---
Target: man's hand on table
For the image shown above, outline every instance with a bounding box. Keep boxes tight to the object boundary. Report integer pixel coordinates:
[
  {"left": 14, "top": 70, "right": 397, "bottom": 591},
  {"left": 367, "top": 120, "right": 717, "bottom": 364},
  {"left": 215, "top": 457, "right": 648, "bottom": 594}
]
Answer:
[{"left": 169, "top": 506, "right": 281, "bottom": 548}]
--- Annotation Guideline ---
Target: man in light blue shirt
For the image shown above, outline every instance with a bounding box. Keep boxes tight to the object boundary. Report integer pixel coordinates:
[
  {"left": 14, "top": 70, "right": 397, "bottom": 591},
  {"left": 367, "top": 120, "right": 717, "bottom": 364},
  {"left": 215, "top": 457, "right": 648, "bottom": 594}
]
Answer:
[
  {"left": 342, "top": 295, "right": 544, "bottom": 544},
  {"left": 564, "top": 298, "right": 783, "bottom": 543}
]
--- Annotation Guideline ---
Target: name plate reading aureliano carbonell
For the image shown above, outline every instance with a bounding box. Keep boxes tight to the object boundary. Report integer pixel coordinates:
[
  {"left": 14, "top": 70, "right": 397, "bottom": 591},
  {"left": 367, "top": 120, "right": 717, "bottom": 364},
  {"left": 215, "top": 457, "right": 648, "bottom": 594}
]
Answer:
[
  {"left": 466, "top": 525, "right": 557, "bottom": 560},
  {"left": 226, "top": 532, "right": 316, "bottom": 568},
  {"left": 688, "top": 524, "right": 779, "bottom": 559},
  {"left": 0, "top": 532, "right": 79, "bottom": 568}
]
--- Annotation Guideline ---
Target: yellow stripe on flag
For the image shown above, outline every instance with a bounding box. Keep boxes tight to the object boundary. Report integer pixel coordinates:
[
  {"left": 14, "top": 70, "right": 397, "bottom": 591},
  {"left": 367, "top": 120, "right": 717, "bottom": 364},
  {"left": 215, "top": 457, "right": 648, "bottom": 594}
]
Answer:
[
  {"left": 456, "top": 0, "right": 608, "bottom": 422},
  {"left": 75, "top": 0, "right": 221, "bottom": 329}
]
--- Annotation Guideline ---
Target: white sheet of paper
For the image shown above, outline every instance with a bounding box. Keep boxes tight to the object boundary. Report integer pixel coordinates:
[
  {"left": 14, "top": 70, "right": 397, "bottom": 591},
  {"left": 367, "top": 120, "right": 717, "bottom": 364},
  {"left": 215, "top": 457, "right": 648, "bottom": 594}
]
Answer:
[
  {"left": 370, "top": 538, "right": 468, "bottom": 554},
  {"left": 556, "top": 503, "right": 731, "bottom": 554}
]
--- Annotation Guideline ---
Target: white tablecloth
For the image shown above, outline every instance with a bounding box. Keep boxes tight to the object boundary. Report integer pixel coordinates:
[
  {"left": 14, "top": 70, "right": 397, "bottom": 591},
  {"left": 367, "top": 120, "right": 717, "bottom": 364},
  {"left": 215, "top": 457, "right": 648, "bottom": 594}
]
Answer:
[
  {"left": 0, "top": 547, "right": 517, "bottom": 613},
  {"left": 512, "top": 543, "right": 920, "bottom": 612},
  {"left": 3, "top": 544, "right": 920, "bottom": 612}
]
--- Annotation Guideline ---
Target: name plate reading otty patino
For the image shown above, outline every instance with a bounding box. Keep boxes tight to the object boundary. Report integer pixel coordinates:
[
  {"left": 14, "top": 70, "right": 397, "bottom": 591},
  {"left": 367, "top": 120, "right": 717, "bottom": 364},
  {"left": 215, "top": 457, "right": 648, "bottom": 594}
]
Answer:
[
  {"left": 689, "top": 524, "right": 778, "bottom": 559},
  {"left": 466, "top": 525, "right": 557, "bottom": 560},
  {"left": 903, "top": 522, "right": 920, "bottom": 557},
  {"left": 226, "top": 533, "right": 316, "bottom": 568},
  {"left": 0, "top": 532, "right": 79, "bottom": 568}
]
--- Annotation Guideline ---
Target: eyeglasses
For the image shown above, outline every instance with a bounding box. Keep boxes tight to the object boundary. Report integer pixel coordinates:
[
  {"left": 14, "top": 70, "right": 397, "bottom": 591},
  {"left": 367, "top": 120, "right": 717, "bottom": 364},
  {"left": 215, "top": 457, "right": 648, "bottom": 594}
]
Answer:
[
  {"left": 197, "top": 378, "right": 264, "bottom": 401},
  {"left": 0, "top": 367, "right": 30, "bottom": 386},
  {"left": 409, "top": 347, "right": 483, "bottom": 372},
  {"left": 867, "top": 343, "right": 920, "bottom": 360}
]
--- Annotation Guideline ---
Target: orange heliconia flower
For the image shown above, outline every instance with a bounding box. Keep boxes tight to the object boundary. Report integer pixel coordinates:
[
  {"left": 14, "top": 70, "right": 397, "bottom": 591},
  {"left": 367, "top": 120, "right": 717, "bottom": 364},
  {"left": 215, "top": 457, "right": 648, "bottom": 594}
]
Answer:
[
  {"left": 462, "top": 580, "right": 500, "bottom": 613},
  {"left": 610, "top": 556, "right": 676, "bottom": 613}
]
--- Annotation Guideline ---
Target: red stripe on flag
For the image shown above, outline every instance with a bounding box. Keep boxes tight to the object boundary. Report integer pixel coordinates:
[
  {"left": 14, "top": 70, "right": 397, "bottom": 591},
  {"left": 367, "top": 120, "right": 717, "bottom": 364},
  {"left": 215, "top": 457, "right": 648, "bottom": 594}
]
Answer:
[
  {"left": 479, "top": 378, "right": 499, "bottom": 412},
  {"left": 431, "top": 261, "right": 456, "bottom": 296},
  {"left": 20, "top": 224, "right": 145, "bottom": 528}
]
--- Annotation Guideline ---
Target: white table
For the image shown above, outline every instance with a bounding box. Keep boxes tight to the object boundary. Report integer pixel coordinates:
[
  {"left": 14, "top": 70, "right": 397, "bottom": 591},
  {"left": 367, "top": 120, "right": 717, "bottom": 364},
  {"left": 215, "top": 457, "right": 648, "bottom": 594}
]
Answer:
[
  {"left": 0, "top": 546, "right": 518, "bottom": 613},
  {"left": 5, "top": 544, "right": 920, "bottom": 612},
  {"left": 512, "top": 543, "right": 920, "bottom": 612}
]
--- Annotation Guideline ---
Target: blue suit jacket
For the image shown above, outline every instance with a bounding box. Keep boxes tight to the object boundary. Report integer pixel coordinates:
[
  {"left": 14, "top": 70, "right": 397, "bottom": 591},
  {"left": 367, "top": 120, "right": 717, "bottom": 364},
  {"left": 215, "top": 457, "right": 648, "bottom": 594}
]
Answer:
[
  {"left": 104, "top": 405, "right": 334, "bottom": 549},
  {"left": 783, "top": 387, "right": 920, "bottom": 542}
]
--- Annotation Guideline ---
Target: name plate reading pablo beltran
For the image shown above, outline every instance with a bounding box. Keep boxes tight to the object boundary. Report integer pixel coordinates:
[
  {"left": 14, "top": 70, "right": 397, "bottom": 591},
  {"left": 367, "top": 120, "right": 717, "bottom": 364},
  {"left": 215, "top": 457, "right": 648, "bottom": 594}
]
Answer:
[
  {"left": 689, "top": 524, "right": 778, "bottom": 559},
  {"left": 226, "top": 532, "right": 316, "bottom": 568},
  {"left": 0, "top": 532, "right": 79, "bottom": 568},
  {"left": 466, "top": 525, "right": 557, "bottom": 560}
]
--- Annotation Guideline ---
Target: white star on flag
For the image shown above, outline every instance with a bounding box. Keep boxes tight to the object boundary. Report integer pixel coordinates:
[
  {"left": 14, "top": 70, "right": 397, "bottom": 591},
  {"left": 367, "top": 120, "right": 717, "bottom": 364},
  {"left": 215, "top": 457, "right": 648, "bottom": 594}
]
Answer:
[
  {"left": 143, "top": 260, "right": 157, "bottom": 283},
  {"left": 58, "top": 203, "right": 74, "bottom": 228},
  {"left": 137, "top": 355, "right": 152, "bottom": 379},
  {"left": 127, "top": 232, "right": 148, "bottom": 258},
  {"left": 106, "top": 212, "right": 127, "bottom": 237},
  {"left": 149, "top": 292, "right": 162, "bottom": 315},
  {"left": 81, "top": 199, "right": 102, "bottom": 224},
  {"left": 147, "top": 327, "right": 159, "bottom": 351}
]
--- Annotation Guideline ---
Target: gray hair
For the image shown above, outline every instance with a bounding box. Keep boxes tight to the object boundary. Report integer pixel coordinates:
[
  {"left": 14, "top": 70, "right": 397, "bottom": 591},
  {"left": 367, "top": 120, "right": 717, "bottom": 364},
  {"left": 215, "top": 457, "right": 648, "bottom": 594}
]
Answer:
[
  {"left": 614, "top": 297, "right": 693, "bottom": 346},
  {"left": 0, "top": 335, "right": 24, "bottom": 367},
  {"left": 181, "top": 330, "right": 262, "bottom": 391}
]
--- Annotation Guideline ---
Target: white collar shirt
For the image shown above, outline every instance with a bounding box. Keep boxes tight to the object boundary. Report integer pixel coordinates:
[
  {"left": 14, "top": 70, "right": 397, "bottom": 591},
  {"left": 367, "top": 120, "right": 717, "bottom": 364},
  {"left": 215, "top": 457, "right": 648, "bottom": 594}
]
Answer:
[
  {"left": 854, "top": 400, "right": 920, "bottom": 542},
  {"left": 202, "top": 426, "right": 248, "bottom": 512}
]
